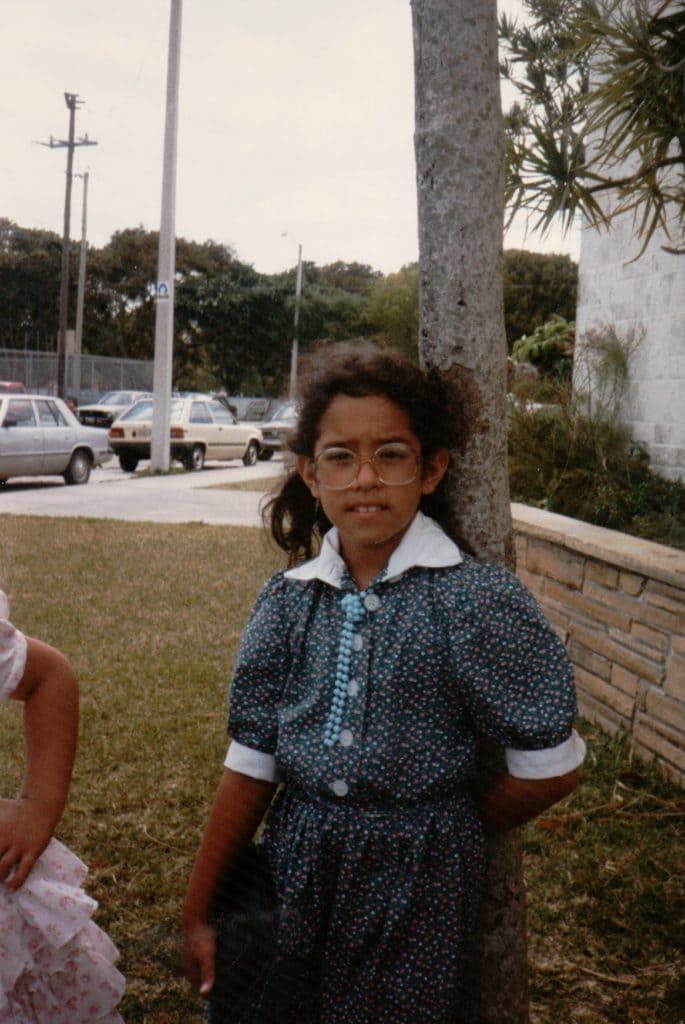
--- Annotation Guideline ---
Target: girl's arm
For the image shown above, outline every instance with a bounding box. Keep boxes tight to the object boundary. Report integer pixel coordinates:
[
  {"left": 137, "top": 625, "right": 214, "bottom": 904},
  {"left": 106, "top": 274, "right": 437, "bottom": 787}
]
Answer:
[
  {"left": 478, "top": 769, "right": 579, "bottom": 836},
  {"left": 183, "top": 767, "right": 277, "bottom": 996},
  {"left": 1, "top": 637, "right": 78, "bottom": 890}
]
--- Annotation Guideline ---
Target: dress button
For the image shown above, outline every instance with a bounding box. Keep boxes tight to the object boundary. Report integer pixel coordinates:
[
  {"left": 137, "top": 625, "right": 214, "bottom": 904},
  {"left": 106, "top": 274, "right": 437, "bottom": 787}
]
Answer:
[
  {"left": 351, "top": 634, "right": 363, "bottom": 651},
  {"left": 338, "top": 729, "right": 354, "bottom": 747},
  {"left": 364, "top": 593, "right": 380, "bottom": 611},
  {"left": 331, "top": 779, "right": 349, "bottom": 797},
  {"left": 347, "top": 679, "right": 360, "bottom": 697}
]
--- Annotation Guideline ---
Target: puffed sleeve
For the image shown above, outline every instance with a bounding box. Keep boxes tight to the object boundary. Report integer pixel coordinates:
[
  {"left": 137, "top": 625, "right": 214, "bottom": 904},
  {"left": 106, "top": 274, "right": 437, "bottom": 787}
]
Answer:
[
  {"left": 0, "top": 590, "right": 28, "bottom": 703},
  {"left": 225, "top": 574, "right": 292, "bottom": 781},
  {"left": 449, "top": 564, "right": 585, "bottom": 778}
]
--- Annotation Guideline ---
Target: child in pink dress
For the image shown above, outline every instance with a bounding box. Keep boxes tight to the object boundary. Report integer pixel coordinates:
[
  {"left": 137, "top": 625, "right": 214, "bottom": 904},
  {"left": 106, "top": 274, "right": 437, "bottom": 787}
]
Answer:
[{"left": 0, "top": 589, "right": 125, "bottom": 1023}]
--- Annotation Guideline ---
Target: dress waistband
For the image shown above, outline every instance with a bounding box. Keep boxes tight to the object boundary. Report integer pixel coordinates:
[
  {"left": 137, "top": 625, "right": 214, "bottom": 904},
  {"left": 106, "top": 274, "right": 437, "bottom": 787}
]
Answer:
[{"left": 286, "top": 781, "right": 473, "bottom": 818}]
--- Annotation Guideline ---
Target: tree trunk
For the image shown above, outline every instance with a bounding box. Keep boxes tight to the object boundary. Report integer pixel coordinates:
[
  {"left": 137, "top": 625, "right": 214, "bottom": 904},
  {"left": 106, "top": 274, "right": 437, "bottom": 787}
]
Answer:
[{"left": 411, "top": 2, "right": 529, "bottom": 1022}]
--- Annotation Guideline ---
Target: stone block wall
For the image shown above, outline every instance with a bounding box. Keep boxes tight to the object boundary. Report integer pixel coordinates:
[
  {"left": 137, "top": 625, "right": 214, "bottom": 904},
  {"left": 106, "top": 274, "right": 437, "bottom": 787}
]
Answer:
[
  {"left": 574, "top": 216, "right": 685, "bottom": 482},
  {"left": 512, "top": 503, "right": 685, "bottom": 787}
]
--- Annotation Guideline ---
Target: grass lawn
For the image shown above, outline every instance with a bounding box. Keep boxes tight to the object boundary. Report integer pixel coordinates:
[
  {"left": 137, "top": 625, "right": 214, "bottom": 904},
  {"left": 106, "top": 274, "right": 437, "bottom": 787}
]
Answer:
[{"left": 1, "top": 515, "right": 683, "bottom": 1023}]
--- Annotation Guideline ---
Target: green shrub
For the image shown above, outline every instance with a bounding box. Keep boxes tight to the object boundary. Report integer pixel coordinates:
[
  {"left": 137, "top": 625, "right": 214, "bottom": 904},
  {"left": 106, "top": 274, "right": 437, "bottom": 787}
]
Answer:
[
  {"left": 508, "top": 383, "right": 685, "bottom": 550},
  {"left": 511, "top": 315, "right": 575, "bottom": 380}
]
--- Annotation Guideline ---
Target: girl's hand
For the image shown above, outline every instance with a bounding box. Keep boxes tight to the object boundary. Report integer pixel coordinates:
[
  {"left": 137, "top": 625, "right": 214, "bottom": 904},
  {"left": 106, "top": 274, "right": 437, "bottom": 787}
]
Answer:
[
  {"left": 0, "top": 796, "right": 55, "bottom": 890},
  {"left": 183, "top": 918, "right": 217, "bottom": 997}
]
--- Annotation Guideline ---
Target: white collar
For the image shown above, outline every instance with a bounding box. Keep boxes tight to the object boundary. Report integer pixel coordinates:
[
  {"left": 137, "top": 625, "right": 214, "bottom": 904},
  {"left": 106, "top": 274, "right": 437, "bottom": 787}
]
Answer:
[{"left": 284, "top": 511, "right": 462, "bottom": 589}]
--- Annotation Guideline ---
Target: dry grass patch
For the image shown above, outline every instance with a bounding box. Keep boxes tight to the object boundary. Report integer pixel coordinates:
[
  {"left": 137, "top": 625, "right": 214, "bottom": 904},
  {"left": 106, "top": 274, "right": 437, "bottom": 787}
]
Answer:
[{"left": 1, "top": 515, "right": 683, "bottom": 1022}]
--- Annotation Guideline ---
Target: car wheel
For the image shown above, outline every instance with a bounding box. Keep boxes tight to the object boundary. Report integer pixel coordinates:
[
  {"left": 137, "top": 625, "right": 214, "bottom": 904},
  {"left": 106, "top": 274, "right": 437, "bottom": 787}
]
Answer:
[
  {"left": 119, "top": 452, "right": 139, "bottom": 473},
  {"left": 185, "top": 444, "right": 205, "bottom": 472},
  {"left": 242, "top": 441, "right": 259, "bottom": 466},
  {"left": 63, "top": 449, "right": 91, "bottom": 485},
  {"left": 258, "top": 448, "right": 274, "bottom": 461}
]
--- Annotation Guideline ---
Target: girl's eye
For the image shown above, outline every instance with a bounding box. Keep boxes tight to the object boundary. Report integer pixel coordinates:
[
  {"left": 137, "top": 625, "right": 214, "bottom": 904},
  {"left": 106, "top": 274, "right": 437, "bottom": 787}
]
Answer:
[
  {"left": 322, "top": 448, "right": 355, "bottom": 464},
  {"left": 377, "top": 444, "right": 412, "bottom": 462}
]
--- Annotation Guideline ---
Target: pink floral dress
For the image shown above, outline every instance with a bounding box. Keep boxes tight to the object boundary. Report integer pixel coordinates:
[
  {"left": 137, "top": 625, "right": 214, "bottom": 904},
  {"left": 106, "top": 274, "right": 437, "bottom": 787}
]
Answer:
[{"left": 0, "top": 591, "right": 125, "bottom": 1023}]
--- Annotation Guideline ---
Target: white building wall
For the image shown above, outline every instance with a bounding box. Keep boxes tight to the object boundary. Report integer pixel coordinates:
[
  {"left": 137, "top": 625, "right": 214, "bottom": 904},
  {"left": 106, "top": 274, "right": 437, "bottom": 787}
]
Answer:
[{"left": 575, "top": 215, "right": 685, "bottom": 482}]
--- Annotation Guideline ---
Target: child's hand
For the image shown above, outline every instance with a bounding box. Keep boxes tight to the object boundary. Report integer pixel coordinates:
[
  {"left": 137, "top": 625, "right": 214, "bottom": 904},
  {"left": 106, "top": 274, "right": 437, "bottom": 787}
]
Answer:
[
  {"left": 183, "top": 919, "right": 217, "bottom": 997},
  {"left": 0, "top": 796, "right": 55, "bottom": 891}
]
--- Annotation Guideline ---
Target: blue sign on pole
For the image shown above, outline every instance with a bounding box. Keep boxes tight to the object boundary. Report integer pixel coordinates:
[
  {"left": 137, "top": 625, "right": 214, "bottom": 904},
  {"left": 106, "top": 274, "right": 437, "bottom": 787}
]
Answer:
[{"left": 157, "top": 281, "right": 170, "bottom": 301}]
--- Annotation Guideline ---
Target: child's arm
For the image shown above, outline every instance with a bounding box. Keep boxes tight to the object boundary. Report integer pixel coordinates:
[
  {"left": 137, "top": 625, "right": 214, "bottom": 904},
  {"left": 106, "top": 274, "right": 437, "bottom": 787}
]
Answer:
[
  {"left": 183, "top": 767, "right": 277, "bottom": 997},
  {"left": 478, "top": 769, "right": 579, "bottom": 836},
  {"left": 0, "top": 637, "right": 78, "bottom": 891}
]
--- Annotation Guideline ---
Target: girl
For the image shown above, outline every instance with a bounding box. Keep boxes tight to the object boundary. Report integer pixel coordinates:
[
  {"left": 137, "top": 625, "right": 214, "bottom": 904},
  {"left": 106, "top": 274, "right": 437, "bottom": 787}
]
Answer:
[
  {"left": 0, "top": 590, "right": 125, "bottom": 1022},
  {"left": 183, "top": 343, "right": 586, "bottom": 1023}
]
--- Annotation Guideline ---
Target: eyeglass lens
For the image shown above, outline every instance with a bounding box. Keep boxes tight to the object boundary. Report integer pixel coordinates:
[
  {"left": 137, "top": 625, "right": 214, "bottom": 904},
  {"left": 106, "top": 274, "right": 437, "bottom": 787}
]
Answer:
[{"left": 314, "top": 443, "right": 419, "bottom": 488}]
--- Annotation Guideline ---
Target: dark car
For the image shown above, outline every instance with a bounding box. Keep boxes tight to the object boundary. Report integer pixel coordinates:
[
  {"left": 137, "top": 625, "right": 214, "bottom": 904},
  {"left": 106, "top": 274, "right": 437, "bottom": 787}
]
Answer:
[
  {"left": 77, "top": 389, "right": 152, "bottom": 428},
  {"left": 0, "top": 381, "right": 28, "bottom": 395},
  {"left": 0, "top": 394, "right": 112, "bottom": 485}
]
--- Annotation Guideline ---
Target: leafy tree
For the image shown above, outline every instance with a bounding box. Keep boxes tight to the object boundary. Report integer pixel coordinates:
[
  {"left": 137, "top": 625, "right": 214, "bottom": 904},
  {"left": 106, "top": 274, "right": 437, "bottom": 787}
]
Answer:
[
  {"left": 500, "top": 0, "right": 685, "bottom": 254},
  {"left": 503, "top": 249, "right": 576, "bottom": 348},
  {"left": 270, "top": 262, "right": 372, "bottom": 350},
  {"left": 0, "top": 219, "right": 63, "bottom": 350},
  {"left": 365, "top": 263, "right": 419, "bottom": 360},
  {"left": 176, "top": 261, "right": 291, "bottom": 395}
]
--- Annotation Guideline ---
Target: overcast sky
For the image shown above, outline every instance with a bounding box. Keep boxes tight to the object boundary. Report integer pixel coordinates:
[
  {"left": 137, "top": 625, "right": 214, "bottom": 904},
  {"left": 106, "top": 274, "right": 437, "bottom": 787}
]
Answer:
[{"left": 1, "top": 1, "right": 580, "bottom": 275}]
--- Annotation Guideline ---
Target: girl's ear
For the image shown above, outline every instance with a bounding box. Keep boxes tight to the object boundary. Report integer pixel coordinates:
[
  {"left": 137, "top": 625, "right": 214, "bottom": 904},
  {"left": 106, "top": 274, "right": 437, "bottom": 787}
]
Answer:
[
  {"left": 420, "top": 448, "right": 449, "bottom": 495},
  {"left": 297, "top": 455, "right": 320, "bottom": 499}
]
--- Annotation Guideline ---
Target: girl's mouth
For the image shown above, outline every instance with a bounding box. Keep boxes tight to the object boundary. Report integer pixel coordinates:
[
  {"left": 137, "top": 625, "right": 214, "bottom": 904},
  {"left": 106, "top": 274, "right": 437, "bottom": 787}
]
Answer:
[{"left": 348, "top": 504, "right": 386, "bottom": 514}]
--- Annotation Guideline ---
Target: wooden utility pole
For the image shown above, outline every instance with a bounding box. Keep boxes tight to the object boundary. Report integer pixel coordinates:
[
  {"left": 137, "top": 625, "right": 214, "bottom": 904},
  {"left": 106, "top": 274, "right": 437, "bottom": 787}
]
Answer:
[
  {"left": 73, "top": 171, "right": 89, "bottom": 402},
  {"left": 39, "top": 93, "right": 97, "bottom": 397}
]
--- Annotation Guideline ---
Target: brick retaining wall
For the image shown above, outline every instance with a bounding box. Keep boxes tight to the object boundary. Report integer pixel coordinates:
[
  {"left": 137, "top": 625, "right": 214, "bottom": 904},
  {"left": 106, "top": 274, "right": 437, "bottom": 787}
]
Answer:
[{"left": 512, "top": 503, "right": 685, "bottom": 787}]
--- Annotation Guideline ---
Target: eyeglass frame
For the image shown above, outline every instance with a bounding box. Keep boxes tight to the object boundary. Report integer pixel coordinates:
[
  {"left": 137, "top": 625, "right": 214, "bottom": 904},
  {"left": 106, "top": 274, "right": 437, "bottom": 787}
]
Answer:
[{"left": 309, "top": 442, "right": 423, "bottom": 490}]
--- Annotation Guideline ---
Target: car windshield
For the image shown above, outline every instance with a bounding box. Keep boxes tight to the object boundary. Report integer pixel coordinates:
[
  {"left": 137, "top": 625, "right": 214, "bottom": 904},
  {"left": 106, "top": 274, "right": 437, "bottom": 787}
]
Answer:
[
  {"left": 120, "top": 399, "right": 183, "bottom": 422},
  {"left": 271, "top": 402, "right": 297, "bottom": 422}
]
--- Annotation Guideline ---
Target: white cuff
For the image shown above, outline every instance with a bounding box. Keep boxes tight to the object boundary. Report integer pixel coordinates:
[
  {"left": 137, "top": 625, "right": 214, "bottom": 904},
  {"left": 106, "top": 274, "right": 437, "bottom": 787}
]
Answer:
[
  {"left": 505, "top": 730, "right": 586, "bottom": 780},
  {"left": 224, "top": 740, "right": 282, "bottom": 783}
]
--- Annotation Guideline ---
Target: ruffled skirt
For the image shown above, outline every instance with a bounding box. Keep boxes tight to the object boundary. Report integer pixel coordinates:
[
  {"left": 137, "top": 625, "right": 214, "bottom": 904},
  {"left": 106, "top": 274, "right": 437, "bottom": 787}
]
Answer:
[{"left": 0, "top": 838, "right": 125, "bottom": 1023}]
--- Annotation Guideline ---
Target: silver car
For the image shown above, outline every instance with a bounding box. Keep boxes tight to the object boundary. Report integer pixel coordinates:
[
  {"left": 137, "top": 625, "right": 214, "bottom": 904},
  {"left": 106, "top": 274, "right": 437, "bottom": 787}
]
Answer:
[{"left": 0, "top": 394, "right": 112, "bottom": 485}]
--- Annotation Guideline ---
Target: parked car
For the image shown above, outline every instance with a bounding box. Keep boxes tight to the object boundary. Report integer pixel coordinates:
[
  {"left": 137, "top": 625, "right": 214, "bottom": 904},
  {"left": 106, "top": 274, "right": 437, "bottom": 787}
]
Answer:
[
  {"left": 108, "top": 395, "right": 264, "bottom": 472},
  {"left": 77, "top": 389, "right": 152, "bottom": 428},
  {"left": 0, "top": 394, "right": 112, "bottom": 485},
  {"left": 258, "top": 401, "right": 298, "bottom": 459},
  {"left": 0, "top": 381, "right": 28, "bottom": 395}
]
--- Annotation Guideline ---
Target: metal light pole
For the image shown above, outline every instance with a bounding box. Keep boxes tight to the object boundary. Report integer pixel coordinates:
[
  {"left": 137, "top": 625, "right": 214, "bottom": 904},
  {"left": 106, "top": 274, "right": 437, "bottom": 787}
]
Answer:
[
  {"left": 289, "top": 243, "right": 303, "bottom": 402},
  {"left": 73, "top": 171, "right": 89, "bottom": 403},
  {"left": 151, "top": 0, "right": 183, "bottom": 472}
]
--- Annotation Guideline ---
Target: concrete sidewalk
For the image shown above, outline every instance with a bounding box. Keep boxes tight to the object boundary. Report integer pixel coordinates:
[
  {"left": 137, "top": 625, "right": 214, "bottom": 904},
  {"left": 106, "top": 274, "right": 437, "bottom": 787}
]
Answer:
[{"left": 0, "top": 461, "right": 284, "bottom": 527}]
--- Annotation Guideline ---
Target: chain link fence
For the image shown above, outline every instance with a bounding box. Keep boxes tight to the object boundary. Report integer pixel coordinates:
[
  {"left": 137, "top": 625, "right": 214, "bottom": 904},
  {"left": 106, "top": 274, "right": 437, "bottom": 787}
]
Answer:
[{"left": 0, "top": 348, "right": 154, "bottom": 403}]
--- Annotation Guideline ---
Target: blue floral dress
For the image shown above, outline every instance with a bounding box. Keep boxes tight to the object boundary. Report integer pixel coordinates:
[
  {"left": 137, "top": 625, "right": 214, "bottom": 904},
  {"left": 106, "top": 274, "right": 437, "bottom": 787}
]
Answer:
[{"left": 226, "top": 513, "right": 584, "bottom": 1023}]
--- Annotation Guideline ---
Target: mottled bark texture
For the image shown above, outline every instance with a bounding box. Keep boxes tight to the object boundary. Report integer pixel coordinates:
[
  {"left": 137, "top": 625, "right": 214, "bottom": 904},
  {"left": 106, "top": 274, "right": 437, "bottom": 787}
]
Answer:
[{"left": 411, "top": 2, "right": 528, "bottom": 1022}]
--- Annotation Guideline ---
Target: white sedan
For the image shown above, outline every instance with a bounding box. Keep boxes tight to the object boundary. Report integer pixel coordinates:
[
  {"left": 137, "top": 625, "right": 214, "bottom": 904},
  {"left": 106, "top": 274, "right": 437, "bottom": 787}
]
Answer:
[
  {"left": 108, "top": 396, "right": 264, "bottom": 473},
  {"left": 0, "top": 394, "right": 112, "bottom": 485}
]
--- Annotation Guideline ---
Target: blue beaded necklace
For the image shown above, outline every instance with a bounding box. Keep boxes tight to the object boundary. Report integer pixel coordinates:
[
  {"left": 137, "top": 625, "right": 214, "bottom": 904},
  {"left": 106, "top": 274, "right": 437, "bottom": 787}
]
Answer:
[{"left": 323, "top": 574, "right": 385, "bottom": 748}]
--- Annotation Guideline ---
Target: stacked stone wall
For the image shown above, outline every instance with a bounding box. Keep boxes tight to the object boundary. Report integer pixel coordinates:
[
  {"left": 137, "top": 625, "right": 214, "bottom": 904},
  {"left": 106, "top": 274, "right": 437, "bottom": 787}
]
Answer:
[{"left": 512, "top": 503, "right": 685, "bottom": 787}]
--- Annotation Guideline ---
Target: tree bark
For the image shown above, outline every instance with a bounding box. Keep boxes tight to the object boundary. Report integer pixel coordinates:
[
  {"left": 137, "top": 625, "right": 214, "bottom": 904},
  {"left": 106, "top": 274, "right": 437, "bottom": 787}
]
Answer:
[{"left": 411, "top": 2, "right": 528, "bottom": 1021}]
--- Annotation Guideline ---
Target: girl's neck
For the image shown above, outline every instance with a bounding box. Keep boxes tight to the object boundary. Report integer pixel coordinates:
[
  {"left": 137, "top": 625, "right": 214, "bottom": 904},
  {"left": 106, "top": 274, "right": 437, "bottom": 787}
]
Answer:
[{"left": 340, "top": 542, "right": 391, "bottom": 591}]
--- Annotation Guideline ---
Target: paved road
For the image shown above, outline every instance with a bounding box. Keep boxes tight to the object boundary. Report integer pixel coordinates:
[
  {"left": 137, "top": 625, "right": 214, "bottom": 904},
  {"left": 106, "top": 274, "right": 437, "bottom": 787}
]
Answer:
[{"left": 0, "top": 459, "right": 285, "bottom": 526}]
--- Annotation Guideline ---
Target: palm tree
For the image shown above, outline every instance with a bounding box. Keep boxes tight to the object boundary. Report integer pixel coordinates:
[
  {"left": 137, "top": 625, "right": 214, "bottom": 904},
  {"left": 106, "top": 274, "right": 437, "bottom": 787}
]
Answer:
[{"left": 411, "top": 2, "right": 528, "bottom": 1020}]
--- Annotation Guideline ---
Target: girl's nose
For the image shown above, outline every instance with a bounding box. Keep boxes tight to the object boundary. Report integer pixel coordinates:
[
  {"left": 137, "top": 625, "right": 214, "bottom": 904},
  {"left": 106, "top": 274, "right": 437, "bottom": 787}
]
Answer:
[{"left": 355, "top": 458, "right": 379, "bottom": 487}]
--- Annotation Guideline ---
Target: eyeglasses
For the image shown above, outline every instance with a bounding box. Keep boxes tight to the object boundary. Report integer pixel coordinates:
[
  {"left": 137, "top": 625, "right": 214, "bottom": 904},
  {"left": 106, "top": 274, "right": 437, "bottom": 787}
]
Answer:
[{"left": 312, "top": 442, "right": 422, "bottom": 490}]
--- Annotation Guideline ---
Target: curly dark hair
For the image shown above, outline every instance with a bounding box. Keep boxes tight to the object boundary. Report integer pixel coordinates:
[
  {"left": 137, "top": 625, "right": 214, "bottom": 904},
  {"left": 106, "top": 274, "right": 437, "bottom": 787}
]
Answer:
[{"left": 263, "top": 342, "right": 473, "bottom": 563}]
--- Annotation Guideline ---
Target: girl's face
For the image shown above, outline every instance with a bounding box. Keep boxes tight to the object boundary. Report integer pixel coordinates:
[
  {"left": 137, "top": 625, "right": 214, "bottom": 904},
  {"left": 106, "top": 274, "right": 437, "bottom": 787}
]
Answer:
[{"left": 298, "top": 393, "right": 448, "bottom": 587}]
